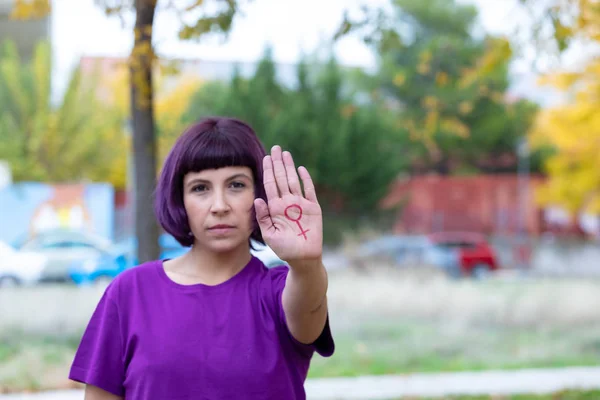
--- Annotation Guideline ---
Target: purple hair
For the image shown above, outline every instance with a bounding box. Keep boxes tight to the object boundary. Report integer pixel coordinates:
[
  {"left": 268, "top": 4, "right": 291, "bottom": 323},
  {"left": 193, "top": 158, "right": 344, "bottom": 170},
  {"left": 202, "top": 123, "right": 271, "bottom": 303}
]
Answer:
[{"left": 154, "top": 116, "right": 268, "bottom": 248}]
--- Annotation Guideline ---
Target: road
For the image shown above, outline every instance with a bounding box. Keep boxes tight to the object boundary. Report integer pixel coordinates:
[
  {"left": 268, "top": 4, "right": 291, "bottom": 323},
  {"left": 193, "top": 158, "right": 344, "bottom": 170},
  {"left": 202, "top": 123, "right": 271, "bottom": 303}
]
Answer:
[{"left": 2, "top": 367, "right": 600, "bottom": 399}]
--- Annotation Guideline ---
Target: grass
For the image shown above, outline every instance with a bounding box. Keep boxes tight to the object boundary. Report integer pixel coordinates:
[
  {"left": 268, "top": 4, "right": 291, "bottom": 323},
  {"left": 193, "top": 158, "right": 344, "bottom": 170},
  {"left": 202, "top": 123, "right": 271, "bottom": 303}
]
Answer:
[
  {"left": 308, "top": 317, "right": 600, "bottom": 378},
  {"left": 394, "top": 392, "right": 600, "bottom": 399},
  {"left": 2, "top": 336, "right": 599, "bottom": 400},
  {"left": 2, "top": 269, "right": 600, "bottom": 393},
  {"left": 2, "top": 320, "right": 600, "bottom": 393},
  {"left": 306, "top": 268, "right": 600, "bottom": 378},
  {"left": 0, "top": 335, "right": 81, "bottom": 393}
]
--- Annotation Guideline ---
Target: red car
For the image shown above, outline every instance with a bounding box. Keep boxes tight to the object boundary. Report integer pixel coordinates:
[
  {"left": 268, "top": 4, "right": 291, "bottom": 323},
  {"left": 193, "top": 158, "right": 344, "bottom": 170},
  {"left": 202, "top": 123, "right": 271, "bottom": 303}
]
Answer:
[{"left": 427, "top": 231, "right": 499, "bottom": 278}]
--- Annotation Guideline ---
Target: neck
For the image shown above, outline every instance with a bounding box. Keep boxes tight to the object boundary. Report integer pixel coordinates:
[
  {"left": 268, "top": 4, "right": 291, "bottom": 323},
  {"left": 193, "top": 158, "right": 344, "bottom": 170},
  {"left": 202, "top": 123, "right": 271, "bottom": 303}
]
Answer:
[{"left": 181, "top": 240, "right": 253, "bottom": 285}]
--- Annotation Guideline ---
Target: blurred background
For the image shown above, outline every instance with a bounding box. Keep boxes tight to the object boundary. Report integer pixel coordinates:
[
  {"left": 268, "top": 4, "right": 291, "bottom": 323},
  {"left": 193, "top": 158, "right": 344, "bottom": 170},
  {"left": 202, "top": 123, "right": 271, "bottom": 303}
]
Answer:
[{"left": 1, "top": 0, "right": 600, "bottom": 398}]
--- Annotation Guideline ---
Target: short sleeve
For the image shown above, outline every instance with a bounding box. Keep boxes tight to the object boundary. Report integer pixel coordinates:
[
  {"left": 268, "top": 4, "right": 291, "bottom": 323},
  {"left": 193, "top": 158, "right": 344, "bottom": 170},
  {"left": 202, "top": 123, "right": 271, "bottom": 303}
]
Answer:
[
  {"left": 269, "top": 266, "right": 335, "bottom": 358},
  {"left": 69, "top": 283, "right": 125, "bottom": 396}
]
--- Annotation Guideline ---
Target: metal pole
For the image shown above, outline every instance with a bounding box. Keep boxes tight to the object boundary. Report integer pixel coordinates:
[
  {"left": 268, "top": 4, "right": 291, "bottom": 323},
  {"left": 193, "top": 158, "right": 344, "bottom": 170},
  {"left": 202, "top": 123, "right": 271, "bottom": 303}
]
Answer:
[{"left": 517, "top": 137, "right": 530, "bottom": 268}]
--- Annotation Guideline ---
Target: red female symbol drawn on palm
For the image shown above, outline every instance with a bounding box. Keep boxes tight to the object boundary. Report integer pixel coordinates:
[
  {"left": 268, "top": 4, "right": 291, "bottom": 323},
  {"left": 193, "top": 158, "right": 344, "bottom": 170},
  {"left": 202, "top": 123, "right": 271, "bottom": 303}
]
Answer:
[{"left": 284, "top": 204, "right": 309, "bottom": 240}]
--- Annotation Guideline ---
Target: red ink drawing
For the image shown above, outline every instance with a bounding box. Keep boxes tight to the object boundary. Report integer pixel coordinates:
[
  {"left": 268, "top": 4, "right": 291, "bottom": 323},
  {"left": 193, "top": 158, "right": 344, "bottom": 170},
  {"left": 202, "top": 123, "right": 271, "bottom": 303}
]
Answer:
[{"left": 284, "top": 204, "right": 309, "bottom": 240}]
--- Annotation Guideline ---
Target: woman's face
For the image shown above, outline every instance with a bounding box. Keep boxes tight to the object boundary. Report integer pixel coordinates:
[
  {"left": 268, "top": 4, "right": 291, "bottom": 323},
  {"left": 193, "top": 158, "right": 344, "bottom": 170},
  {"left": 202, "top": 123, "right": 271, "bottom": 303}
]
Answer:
[{"left": 182, "top": 166, "right": 256, "bottom": 253}]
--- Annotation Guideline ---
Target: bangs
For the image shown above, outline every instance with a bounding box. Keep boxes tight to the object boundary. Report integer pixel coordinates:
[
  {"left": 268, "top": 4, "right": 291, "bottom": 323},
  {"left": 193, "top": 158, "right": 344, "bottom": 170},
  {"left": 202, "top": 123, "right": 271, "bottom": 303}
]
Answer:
[{"left": 181, "top": 127, "right": 257, "bottom": 175}]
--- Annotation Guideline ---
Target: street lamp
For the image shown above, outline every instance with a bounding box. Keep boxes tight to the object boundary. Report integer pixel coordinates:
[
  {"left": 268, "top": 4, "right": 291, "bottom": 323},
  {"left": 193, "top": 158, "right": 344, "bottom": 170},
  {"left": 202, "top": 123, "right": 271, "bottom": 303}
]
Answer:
[
  {"left": 517, "top": 137, "right": 530, "bottom": 235},
  {"left": 516, "top": 136, "right": 530, "bottom": 269}
]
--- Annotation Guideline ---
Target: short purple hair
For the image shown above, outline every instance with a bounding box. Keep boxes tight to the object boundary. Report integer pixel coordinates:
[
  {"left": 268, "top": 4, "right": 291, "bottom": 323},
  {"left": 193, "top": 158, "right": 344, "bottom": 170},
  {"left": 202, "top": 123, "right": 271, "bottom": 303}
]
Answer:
[{"left": 154, "top": 116, "right": 268, "bottom": 248}]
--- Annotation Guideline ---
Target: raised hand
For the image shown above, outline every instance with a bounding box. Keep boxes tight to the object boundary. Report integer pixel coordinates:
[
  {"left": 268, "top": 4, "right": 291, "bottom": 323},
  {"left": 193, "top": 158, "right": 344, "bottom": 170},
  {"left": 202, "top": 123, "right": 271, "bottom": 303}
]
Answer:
[{"left": 253, "top": 145, "right": 323, "bottom": 264}]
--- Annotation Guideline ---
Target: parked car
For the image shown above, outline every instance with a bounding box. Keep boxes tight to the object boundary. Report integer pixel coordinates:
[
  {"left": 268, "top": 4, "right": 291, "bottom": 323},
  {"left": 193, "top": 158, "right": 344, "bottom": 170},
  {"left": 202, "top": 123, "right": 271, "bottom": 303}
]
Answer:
[
  {"left": 427, "top": 231, "right": 499, "bottom": 278},
  {"left": 353, "top": 234, "right": 462, "bottom": 277},
  {"left": 68, "top": 233, "right": 184, "bottom": 285},
  {"left": 68, "top": 234, "right": 288, "bottom": 286},
  {"left": 250, "top": 240, "right": 288, "bottom": 268},
  {"left": 15, "top": 229, "right": 125, "bottom": 283},
  {"left": 151, "top": 236, "right": 287, "bottom": 268},
  {"left": 0, "top": 240, "right": 48, "bottom": 287},
  {"left": 68, "top": 251, "right": 131, "bottom": 286}
]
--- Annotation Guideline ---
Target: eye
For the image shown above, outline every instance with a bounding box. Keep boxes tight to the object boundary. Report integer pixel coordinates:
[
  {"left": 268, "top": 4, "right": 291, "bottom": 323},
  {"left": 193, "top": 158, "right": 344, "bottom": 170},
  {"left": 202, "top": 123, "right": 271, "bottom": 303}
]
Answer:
[
  {"left": 230, "top": 181, "right": 246, "bottom": 189},
  {"left": 191, "top": 184, "right": 207, "bottom": 192}
]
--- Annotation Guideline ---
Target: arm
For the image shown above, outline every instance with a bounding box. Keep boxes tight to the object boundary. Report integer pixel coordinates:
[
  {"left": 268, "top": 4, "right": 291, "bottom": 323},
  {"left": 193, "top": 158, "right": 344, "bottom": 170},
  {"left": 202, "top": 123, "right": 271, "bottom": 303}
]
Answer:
[
  {"left": 282, "top": 258, "right": 329, "bottom": 344},
  {"left": 85, "top": 385, "right": 123, "bottom": 400},
  {"left": 255, "top": 145, "right": 329, "bottom": 344}
]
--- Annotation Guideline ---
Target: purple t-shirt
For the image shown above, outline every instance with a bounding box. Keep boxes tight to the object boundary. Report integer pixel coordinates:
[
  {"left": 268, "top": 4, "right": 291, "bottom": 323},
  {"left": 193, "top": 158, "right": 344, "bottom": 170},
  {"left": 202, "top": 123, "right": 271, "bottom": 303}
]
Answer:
[{"left": 69, "top": 256, "right": 334, "bottom": 399}]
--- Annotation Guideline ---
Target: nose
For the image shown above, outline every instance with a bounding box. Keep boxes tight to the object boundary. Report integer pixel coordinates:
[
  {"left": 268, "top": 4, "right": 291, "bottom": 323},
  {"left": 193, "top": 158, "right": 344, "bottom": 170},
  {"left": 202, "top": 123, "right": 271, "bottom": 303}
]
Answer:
[{"left": 210, "top": 189, "right": 230, "bottom": 214}]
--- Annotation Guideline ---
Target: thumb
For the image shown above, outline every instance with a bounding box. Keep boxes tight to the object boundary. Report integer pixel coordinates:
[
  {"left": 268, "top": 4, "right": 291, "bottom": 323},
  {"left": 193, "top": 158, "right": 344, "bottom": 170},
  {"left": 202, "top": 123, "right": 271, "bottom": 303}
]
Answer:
[{"left": 254, "top": 198, "right": 272, "bottom": 232}]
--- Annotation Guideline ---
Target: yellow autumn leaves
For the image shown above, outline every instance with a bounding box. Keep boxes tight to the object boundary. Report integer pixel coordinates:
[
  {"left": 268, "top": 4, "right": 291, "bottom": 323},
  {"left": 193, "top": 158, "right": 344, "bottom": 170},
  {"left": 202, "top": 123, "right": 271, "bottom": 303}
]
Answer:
[
  {"left": 9, "top": 0, "right": 50, "bottom": 20},
  {"left": 529, "top": 60, "right": 600, "bottom": 214},
  {"left": 526, "top": 0, "right": 600, "bottom": 215},
  {"left": 97, "top": 59, "right": 204, "bottom": 184},
  {"left": 0, "top": 37, "right": 201, "bottom": 189}
]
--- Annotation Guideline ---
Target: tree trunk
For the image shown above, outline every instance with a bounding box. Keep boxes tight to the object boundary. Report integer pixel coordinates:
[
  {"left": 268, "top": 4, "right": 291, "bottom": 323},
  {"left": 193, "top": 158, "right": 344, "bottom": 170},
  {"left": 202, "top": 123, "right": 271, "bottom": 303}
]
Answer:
[{"left": 130, "top": 0, "right": 159, "bottom": 263}]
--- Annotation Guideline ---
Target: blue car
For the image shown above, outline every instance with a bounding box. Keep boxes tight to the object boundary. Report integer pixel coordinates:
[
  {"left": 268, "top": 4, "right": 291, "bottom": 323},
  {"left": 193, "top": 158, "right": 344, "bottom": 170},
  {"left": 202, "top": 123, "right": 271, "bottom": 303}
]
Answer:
[
  {"left": 68, "top": 252, "right": 131, "bottom": 286},
  {"left": 69, "top": 233, "right": 287, "bottom": 286},
  {"left": 68, "top": 233, "right": 190, "bottom": 286}
]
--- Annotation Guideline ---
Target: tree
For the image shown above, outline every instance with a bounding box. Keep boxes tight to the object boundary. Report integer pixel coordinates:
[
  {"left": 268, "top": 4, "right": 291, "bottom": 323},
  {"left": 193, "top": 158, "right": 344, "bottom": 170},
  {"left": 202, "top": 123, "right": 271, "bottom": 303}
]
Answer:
[
  {"left": 517, "top": 0, "right": 600, "bottom": 216},
  {"left": 529, "top": 69, "right": 600, "bottom": 214},
  {"left": 11, "top": 0, "right": 250, "bottom": 262},
  {"left": 0, "top": 40, "right": 127, "bottom": 185},
  {"left": 336, "top": 0, "right": 542, "bottom": 175},
  {"left": 100, "top": 59, "right": 203, "bottom": 168},
  {"left": 184, "top": 50, "right": 406, "bottom": 244}
]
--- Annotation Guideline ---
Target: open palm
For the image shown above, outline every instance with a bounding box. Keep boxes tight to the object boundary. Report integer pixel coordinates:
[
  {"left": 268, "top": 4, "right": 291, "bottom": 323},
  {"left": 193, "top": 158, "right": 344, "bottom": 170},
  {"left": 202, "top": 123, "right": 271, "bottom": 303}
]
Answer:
[{"left": 254, "top": 145, "right": 323, "bottom": 263}]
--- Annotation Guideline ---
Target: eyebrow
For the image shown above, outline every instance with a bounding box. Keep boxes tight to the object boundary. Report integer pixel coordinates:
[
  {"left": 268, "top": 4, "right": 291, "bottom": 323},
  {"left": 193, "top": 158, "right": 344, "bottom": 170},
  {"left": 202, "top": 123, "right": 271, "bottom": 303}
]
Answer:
[{"left": 185, "top": 173, "right": 252, "bottom": 188}]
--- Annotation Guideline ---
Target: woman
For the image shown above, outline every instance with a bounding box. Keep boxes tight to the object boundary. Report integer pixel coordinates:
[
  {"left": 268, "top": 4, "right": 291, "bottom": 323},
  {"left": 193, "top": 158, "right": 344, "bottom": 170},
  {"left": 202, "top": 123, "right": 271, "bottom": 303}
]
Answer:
[{"left": 69, "top": 117, "right": 334, "bottom": 399}]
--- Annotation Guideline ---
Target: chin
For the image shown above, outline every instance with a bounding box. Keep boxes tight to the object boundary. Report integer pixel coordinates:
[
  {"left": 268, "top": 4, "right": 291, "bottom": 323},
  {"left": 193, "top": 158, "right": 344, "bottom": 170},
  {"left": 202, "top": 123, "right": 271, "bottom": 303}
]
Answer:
[{"left": 204, "top": 236, "right": 247, "bottom": 254}]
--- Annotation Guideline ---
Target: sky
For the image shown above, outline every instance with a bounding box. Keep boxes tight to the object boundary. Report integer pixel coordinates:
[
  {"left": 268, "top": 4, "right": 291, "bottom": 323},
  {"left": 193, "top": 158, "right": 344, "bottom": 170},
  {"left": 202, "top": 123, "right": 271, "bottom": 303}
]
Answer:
[{"left": 48, "top": 0, "right": 578, "bottom": 105}]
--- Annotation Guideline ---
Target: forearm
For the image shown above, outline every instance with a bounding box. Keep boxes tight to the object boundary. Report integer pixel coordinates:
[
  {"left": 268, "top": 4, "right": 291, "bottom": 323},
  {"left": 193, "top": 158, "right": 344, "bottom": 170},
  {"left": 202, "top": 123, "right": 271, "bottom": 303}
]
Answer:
[
  {"left": 85, "top": 385, "right": 123, "bottom": 400},
  {"left": 282, "top": 259, "right": 329, "bottom": 344}
]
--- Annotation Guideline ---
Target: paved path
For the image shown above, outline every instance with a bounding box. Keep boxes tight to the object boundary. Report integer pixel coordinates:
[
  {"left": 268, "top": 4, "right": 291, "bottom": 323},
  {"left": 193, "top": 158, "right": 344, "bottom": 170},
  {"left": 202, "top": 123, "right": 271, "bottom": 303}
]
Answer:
[{"left": 2, "top": 367, "right": 600, "bottom": 399}]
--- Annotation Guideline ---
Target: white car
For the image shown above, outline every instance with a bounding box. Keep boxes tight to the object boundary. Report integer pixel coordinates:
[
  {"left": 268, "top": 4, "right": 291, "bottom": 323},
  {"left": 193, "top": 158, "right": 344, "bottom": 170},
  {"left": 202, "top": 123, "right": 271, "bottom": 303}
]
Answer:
[
  {"left": 250, "top": 240, "right": 288, "bottom": 268},
  {"left": 0, "top": 240, "right": 48, "bottom": 287}
]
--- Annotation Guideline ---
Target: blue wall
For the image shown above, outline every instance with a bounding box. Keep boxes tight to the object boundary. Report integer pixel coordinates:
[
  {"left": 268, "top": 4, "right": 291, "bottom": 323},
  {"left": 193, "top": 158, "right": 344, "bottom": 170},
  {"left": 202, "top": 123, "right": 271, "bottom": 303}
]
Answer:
[{"left": 0, "top": 182, "right": 115, "bottom": 246}]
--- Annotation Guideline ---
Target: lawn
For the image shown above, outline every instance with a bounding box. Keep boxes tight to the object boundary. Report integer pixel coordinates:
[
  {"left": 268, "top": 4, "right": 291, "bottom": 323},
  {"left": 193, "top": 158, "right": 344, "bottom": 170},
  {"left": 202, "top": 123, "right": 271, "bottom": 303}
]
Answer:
[
  {"left": 0, "top": 334, "right": 80, "bottom": 393},
  {"left": 2, "top": 320, "right": 600, "bottom": 393},
  {"left": 308, "top": 317, "right": 600, "bottom": 378},
  {"left": 401, "top": 392, "right": 600, "bottom": 399},
  {"left": 2, "top": 268, "right": 600, "bottom": 394}
]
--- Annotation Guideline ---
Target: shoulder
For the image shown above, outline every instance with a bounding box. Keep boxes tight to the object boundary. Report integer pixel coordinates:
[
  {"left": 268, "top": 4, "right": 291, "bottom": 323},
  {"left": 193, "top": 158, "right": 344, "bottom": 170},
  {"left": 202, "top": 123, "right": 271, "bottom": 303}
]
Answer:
[
  {"left": 114, "top": 259, "right": 163, "bottom": 285},
  {"left": 253, "top": 262, "right": 291, "bottom": 306},
  {"left": 265, "top": 264, "right": 290, "bottom": 284},
  {"left": 251, "top": 257, "right": 289, "bottom": 285},
  {"left": 103, "top": 259, "right": 163, "bottom": 301},
  {"left": 244, "top": 258, "right": 290, "bottom": 300}
]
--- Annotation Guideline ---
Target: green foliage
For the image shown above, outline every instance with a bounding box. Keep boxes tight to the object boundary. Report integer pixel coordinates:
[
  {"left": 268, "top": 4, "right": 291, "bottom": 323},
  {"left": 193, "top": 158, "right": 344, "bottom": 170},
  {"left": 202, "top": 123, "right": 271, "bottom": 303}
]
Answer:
[
  {"left": 340, "top": 0, "right": 543, "bottom": 175},
  {"left": 183, "top": 49, "right": 408, "bottom": 244},
  {"left": 515, "top": 0, "right": 600, "bottom": 215},
  {"left": 0, "top": 39, "right": 127, "bottom": 185}
]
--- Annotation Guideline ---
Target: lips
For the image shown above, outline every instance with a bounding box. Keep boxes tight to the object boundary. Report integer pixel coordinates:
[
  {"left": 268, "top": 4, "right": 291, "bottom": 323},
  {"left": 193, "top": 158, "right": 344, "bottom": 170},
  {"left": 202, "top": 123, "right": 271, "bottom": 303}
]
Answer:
[
  {"left": 208, "top": 225, "right": 235, "bottom": 230},
  {"left": 207, "top": 225, "right": 235, "bottom": 236}
]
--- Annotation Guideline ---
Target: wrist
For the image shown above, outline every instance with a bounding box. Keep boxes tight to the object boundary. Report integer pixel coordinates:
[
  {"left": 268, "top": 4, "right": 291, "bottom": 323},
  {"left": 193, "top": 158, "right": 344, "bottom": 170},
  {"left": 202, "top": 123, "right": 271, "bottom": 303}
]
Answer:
[{"left": 287, "top": 257, "right": 324, "bottom": 274}]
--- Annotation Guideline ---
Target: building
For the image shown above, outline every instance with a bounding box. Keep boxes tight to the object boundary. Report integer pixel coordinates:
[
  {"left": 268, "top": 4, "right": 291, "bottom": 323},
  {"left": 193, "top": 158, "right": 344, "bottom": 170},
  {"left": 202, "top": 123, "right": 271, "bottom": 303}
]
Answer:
[
  {"left": 379, "top": 174, "right": 594, "bottom": 237},
  {"left": 0, "top": 0, "right": 50, "bottom": 60},
  {"left": 78, "top": 55, "right": 302, "bottom": 93}
]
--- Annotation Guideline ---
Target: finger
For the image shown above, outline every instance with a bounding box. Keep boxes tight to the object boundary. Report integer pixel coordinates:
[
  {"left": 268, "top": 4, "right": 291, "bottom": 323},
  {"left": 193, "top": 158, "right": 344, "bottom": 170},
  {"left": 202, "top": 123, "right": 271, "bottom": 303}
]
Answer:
[
  {"left": 271, "top": 145, "right": 290, "bottom": 196},
  {"left": 283, "top": 151, "right": 302, "bottom": 196},
  {"left": 298, "top": 166, "right": 318, "bottom": 203},
  {"left": 254, "top": 198, "right": 273, "bottom": 233},
  {"left": 262, "top": 155, "right": 279, "bottom": 201}
]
